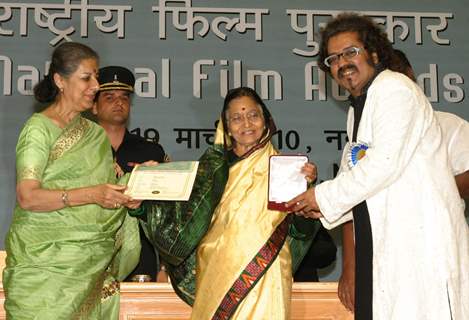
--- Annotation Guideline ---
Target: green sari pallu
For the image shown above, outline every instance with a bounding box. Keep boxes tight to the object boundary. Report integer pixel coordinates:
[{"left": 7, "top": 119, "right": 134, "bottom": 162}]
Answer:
[
  {"left": 135, "top": 135, "right": 322, "bottom": 311},
  {"left": 3, "top": 114, "right": 140, "bottom": 319}
]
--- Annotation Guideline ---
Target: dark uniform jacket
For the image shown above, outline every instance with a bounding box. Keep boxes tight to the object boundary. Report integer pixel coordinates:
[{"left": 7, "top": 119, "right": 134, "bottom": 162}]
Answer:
[{"left": 114, "top": 130, "right": 166, "bottom": 281}]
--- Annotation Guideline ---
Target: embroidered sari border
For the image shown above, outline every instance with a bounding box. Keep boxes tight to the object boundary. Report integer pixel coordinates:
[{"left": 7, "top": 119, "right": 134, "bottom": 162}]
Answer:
[
  {"left": 49, "top": 117, "right": 90, "bottom": 162},
  {"left": 212, "top": 216, "right": 291, "bottom": 320}
]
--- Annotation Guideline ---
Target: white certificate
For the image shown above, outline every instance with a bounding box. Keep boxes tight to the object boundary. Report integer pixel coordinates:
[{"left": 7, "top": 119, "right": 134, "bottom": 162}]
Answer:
[
  {"left": 125, "top": 161, "right": 199, "bottom": 201},
  {"left": 268, "top": 155, "right": 308, "bottom": 211}
]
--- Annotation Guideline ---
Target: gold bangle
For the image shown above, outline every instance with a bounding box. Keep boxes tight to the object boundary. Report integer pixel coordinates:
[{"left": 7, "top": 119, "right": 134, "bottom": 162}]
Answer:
[{"left": 61, "top": 190, "right": 70, "bottom": 207}]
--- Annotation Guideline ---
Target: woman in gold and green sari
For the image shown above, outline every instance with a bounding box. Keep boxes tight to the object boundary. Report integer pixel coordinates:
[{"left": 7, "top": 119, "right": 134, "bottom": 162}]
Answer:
[
  {"left": 3, "top": 42, "right": 141, "bottom": 319},
  {"left": 132, "top": 87, "right": 322, "bottom": 319}
]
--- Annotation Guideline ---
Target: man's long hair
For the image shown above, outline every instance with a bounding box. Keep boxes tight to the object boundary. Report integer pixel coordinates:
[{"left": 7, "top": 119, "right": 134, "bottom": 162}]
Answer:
[
  {"left": 318, "top": 13, "right": 394, "bottom": 73},
  {"left": 390, "top": 49, "right": 416, "bottom": 82}
]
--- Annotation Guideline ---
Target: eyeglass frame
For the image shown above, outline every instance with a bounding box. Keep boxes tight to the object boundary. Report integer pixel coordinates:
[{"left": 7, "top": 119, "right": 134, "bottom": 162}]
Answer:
[
  {"left": 226, "top": 110, "right": 263, "bottom": 125},
  {"left": 323, "top": 46, "right": 364, "bottom": 67}
]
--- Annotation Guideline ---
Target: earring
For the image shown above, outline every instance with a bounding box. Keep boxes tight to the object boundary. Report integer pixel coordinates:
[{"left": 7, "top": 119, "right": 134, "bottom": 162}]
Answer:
[
  {"left": 59, "top": 87, "right": 64, "bottom": 92},
  {"left": 228, "top": 132, "right": 232, "bottom": 136}
]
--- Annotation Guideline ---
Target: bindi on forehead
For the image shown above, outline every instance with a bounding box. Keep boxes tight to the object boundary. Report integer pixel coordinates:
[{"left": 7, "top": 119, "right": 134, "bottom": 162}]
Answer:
[{"left": 227, "top": 96, "right": 261, "bottom": 115}]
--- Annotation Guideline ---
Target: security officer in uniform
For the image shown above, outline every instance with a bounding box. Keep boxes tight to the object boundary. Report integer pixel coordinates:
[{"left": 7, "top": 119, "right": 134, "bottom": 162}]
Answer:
[{"left": 93, "top": 65, "right": 166, "bottom": 281}]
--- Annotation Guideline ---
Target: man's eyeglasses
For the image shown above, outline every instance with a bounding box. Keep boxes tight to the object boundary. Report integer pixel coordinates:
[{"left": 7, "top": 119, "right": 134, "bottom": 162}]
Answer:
[
  {"left": 227, "top": 110, "right": 262, "bottom": 125},
  {"left": 324, "top": 46, "right": 363, "bottom": 67}
]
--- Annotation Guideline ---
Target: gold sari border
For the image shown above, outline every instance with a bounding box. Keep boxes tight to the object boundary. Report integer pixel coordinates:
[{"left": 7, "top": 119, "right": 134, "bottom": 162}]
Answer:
[
  {"left": 17, "top": 166, "right": 42, "bottom": 181},
  {"left": 102, "top": 280, "right": 120, "bottom": 301},
  {"left": 49, "top": 117, "right": 90, "bottom": 162}
]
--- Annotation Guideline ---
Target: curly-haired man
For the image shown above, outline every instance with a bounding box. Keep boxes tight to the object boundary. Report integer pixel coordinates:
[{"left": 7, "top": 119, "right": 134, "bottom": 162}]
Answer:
[{"left": 288, "top": 13, "right": 469, "bottom": 320}]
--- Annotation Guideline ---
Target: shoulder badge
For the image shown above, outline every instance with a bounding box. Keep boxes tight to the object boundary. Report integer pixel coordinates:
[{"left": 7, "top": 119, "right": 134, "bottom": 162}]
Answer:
[{"left": 347, "top": 142, "right": 369, "bottom": 168}]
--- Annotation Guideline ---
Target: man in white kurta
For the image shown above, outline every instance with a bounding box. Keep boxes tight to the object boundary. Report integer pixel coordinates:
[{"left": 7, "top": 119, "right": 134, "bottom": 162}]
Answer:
[
  {"left": 437, "top": 111, "right": 469, "bottom": 203},
  {"left": 337, "top": 110, "right": 469, "bottom": 313},
  {"left": 288, "top": 13, "right": 469, "bottom": 320}
]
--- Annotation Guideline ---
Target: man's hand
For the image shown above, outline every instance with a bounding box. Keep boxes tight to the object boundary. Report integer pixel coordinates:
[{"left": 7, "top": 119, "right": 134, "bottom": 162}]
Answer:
[
  {"left": 455, "top": 170, "right": 469, "bottom": 199},
  {"left": 338, "top": 221, "right": 356, "bottom": 312},
  {"left": 338, "top": 263, "right": 355, "bottom": 312},
  {"left": 286, "top": 187, "right": 323, "bottom": 218}
]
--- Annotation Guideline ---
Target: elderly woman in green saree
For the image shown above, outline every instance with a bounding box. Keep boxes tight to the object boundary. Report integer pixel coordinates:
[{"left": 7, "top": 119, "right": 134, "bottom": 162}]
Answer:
[
  {"left": 3, "top": 42, "right": 141, "bottom": 319},
  {"left": 131, "top": 87, "right": 322, "bottom": 319}
]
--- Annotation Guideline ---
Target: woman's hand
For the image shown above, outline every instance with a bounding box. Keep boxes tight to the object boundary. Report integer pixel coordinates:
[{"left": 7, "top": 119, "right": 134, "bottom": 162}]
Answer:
[
  {"left": 91, "top": 184, "right": 132, "bottom": 209},
  {"left": 114, "top": 162, "right": 125, "bottom": 178},
  {"left": 140, "top": 160, "right": 159, "bottom": 167},
  {"left": 301, "top": 162, "right": 317, "bottom": 184},
  {"left": 124, "top": 199, "right": 143, "bottom": 209},
  {"left": 117, "top": 160, "right": 156, "bottom": 209}
]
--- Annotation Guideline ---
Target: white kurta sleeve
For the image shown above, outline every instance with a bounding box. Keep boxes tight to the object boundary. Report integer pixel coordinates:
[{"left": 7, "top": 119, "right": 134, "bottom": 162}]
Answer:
[{"left": 320, "top": 142, "right": 353, "bottom": 229}]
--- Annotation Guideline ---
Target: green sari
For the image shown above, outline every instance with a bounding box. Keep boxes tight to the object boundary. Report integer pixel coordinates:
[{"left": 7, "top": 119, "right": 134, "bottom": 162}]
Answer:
[{"left": 3, "top": 113, "right": 140, "bottom": 319}]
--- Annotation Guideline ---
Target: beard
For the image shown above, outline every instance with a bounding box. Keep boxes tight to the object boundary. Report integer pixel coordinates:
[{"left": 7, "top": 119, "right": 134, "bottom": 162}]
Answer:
[{"left": 336, "top": 56, "right": 377, "bottom": 95}]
